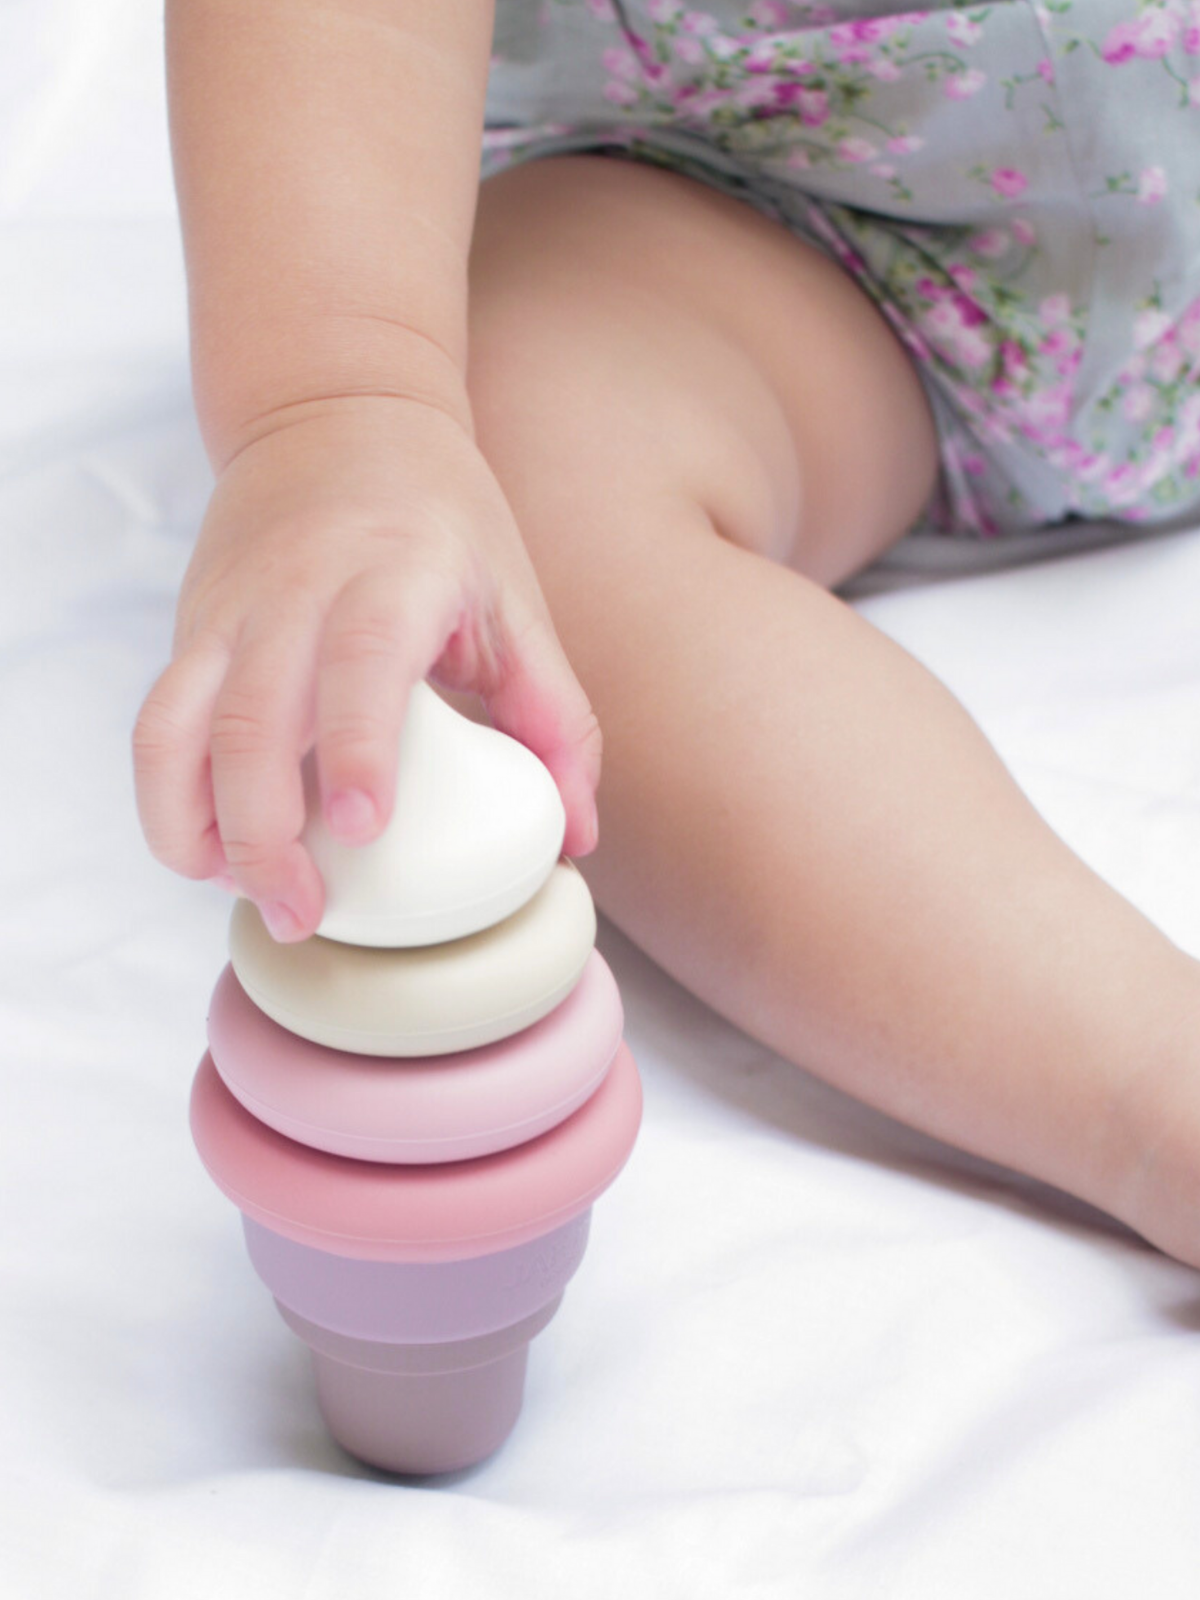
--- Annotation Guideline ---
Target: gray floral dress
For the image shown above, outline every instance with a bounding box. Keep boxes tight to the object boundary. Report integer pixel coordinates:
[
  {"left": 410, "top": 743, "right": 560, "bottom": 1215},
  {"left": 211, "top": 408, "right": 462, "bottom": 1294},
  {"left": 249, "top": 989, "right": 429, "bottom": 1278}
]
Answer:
[{"left": 481, "top": 0, "right": 1200, "bottom": 539}]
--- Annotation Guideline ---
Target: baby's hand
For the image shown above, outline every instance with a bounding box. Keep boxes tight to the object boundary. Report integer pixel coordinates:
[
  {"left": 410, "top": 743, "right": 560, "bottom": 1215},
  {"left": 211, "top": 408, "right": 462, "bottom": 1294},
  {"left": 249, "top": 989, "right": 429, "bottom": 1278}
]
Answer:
[{"left": 132, "top": 396, "right": 601, "bottom": 942}]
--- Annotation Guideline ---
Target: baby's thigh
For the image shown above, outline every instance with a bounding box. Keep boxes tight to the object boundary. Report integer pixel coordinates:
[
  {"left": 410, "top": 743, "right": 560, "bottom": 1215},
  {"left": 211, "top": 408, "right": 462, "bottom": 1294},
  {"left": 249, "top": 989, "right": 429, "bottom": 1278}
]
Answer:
[{"left": 466, "top": 153, "right": 939, "bottom": 588}]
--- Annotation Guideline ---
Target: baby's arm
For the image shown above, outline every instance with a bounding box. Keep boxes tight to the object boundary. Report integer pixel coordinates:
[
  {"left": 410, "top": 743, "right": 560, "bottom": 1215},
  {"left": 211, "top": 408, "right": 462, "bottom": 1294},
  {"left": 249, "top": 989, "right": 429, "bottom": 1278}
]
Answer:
[
  {"left": 168, "top": 0, "right": 483, "bottom": 467},
  {"left": 134, "top": 0, "right": 601, "bottom": 941}
]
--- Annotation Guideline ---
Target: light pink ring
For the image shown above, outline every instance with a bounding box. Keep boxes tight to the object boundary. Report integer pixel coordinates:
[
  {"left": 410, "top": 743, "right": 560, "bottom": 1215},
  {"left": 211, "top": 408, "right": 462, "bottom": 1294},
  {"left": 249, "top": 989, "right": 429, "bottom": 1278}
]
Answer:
[
  {"left": 206, "top": 950, "right": 623, "bottom": 1163},
  {"left": 189, "top": 1041, "right": 642, "bottom": 1263}
]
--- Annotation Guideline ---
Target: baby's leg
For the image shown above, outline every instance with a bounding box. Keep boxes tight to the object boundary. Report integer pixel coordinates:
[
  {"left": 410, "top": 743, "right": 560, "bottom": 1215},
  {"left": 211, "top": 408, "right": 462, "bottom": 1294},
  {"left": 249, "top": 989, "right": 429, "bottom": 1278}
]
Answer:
[{"left": 464, "top": 154, "right": 1200, "bottom": 1268}]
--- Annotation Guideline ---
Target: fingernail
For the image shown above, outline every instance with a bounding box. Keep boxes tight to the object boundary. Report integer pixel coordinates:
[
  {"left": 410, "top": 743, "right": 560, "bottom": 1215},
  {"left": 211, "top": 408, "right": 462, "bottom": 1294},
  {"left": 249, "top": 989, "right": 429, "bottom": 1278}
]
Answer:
[
  {"left": 327, "top": 787, "right": 377, "bottom": 842},
  {"left": 260, "top": 899, "right": 305, "bottom": 942}
]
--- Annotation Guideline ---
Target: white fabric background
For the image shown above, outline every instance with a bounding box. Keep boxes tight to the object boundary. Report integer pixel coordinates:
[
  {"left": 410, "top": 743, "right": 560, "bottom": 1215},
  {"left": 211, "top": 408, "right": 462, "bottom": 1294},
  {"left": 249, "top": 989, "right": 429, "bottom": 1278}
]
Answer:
[{"left": 3, "top": 4, "right": 1199, "bottom": 1596}]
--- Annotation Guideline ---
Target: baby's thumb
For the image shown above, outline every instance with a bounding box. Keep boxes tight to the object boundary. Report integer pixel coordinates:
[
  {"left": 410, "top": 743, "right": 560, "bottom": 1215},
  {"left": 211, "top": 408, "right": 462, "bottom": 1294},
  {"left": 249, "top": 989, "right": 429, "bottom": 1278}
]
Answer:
[{"left": 482, "top": 615, "right": 603, "bottom": 859}]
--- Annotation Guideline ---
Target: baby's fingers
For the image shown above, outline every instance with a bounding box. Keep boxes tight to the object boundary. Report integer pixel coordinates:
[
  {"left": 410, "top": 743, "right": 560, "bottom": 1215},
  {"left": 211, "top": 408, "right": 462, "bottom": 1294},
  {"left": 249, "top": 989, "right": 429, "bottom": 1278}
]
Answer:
[
  {"left": 208, "top": 604, "right": 327, "bottom": 940},
  {"left": 132, "top": 631, "right": 233, "bottom": 883},
  {"left": 315, "top": 558, "right": 466, "bottom": 841}
]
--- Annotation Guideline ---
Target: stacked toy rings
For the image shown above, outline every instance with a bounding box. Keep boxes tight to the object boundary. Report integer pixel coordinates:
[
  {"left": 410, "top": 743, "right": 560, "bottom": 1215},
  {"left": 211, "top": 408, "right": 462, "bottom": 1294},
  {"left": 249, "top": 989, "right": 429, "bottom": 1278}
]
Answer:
[{"left": 189, "top": 682, "right": 642, "bottom": 1474}]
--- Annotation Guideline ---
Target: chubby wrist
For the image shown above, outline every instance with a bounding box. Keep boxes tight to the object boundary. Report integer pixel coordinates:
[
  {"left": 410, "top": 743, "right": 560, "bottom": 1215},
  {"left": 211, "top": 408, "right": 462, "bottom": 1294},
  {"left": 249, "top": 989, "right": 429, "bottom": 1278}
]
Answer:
[{"left": 193, "top": 311, "right": 475, "bottom": 476}]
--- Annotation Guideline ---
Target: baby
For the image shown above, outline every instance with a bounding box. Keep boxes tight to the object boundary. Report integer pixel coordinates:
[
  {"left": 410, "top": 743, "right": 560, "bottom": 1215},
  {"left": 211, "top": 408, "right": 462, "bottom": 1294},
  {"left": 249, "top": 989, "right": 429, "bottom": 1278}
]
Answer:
[{"left": 132, "top": 0, "right": 1200, "bottom": 1271}]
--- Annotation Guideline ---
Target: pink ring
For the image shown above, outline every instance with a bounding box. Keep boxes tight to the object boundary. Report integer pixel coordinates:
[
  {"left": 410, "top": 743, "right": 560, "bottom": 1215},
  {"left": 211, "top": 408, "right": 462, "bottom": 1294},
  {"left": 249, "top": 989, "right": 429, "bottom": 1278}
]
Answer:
[
  {"left": 189, "top": 1041, "right": 642, "bottom": 1263},
  {"left": 207, "top": 951, "right": 624, "bottom": 1163}
]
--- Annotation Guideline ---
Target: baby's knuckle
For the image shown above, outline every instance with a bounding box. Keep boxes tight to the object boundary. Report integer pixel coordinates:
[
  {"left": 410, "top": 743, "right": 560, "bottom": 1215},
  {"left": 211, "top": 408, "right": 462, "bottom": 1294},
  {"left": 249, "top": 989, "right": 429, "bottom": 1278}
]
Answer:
[
  {"left": 323, "top": 610, "right": 404, "bottom": 668},
  {"left": 322, "top": 710, "right": 390, "bottom": 758},
  {"left": 219, "top": 836, "right": 276, "bottom": 878},
  {"left": 131, "top": 695, "right": 183, "bottom": 763},
  {"left": 210, "top": 701, "right": 271, "bottom": 760}
]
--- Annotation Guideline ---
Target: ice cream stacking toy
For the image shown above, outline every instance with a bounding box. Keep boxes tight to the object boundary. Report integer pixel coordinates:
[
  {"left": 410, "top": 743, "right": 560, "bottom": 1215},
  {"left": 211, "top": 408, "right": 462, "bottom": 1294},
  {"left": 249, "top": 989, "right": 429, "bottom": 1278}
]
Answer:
[{"left": 189, "top": 682, "right": 642, "bottom": 1474}]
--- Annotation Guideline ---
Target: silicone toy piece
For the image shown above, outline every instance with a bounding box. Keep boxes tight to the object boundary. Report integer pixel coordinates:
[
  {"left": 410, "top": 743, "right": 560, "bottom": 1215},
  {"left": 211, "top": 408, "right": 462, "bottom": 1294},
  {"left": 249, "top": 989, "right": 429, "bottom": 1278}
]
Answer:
[
  {"left": 301, "top": 679, "right": 566, "bottom": 948},
  {"left": 191, "top": 1042, "right": 641, "bottom": 1261},
  {"left": 206, "top": 950, "right": 624, "bottom": 1163},
  {"left": 190, "top": 1046, "right": 642, "bottom": 1474},
  {"left": 228, "top": 858, "right": 597, "bottom": 1056},
  {"left": 189, "top": 676, "right": 643, "bottom": 1473}
]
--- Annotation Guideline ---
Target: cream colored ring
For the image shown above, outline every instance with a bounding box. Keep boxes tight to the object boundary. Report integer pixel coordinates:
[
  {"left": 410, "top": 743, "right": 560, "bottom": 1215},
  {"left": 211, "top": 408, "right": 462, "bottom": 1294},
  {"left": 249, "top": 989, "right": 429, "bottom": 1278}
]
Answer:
[{"left": 228, "top": 859, "right": 597, "bottom": 1056}]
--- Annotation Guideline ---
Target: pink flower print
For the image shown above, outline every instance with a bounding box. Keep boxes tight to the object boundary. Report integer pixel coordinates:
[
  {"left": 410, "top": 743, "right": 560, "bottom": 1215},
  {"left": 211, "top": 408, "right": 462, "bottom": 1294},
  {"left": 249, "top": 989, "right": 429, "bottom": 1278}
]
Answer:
[
  {"left": 1039, "top": 329, "right": 1079, "bottom": 376},
  {"left": 948, "top": 263, "right": 980, "bottom": 290},
  {"left": 1180, "top": 393, "right": 1200, "bottom": 448},
  {"left": 797, "top": 88, "right": 831, "bottom": 126},
  {"left": 1103, "top": 462, "right": 1144, "bottom": 507},
  {"left": 749, "top": 0, "right": 789, "bottom": 24},
  {"left": 734, "top": 72, "right": 779, "bottom": 107},
  {"left": 887, "top": 133, "right": 924, "bottom": 154},
  {"left": 827, "top": 19, "right": 894, "bottom": 65},
  {"left": 1075, "top": 450, "right": 1113, "bottom": 483},
  {"left": 997, "top": 338, "right": 1030, "bottom": 382},
  {"left": 919, "top": 298, "right": 992, "bottom": 369},
  {"left": 704, "top": 33, "right": 742, "bottom": 59},
  {"left": 870, "top": 163, "right": 897, "bottom": 178},
  {"left": 1131, "top": 5, "right": 1183, "bottom": 57},
  {"left": 684, "top": 87, "right": 733, "bottom": 115},
  {"left": 586, "top": 0, "right": 617, "bottom": 18},
  {"left": 602, "top": 79, "right": 640, "bottom": 106},
  {"left": 681, "top": 9, "right": 720, "bottom": 33},
  {"left": 1052, "top": 342, "right": 1082, "bottom": 380},
  {"left": 969, "top": 227, "right": 1010, "bottom": 258},
  {"left": 1102, "top": 21, "right": 1140, "bottom": 62},
  {"left": 1134, "top": 306, "right": 1174, "bottom": 348},
  {"left": 746, "top": 39, "right": 816, "bottom": 74},
  {"left": 828, "top": 40, "right": 873, "bottom": 66},
  {"left": 945, "top": 13, "right": 982, "bottom": 47},
  {"left": 869, "top": 56, "right": 903, "bottom": 80},
  {"left": 1152, "top": 334, "right": 1190, "bottom": 377},
  {"left": 1037, "top": 57, "right": 1056, "bottom": 84},
  {"left": 1179, "top": 304, "right": 1200, "bottom": 360},
  {"left": 885, "top": 311, "right": 932, "bottom": 364},
  {"left": 1138, "top": 165, "right": 1168, "bottom": 203},
  {"left": 1039, "top": 292, "right": 1072, "bottom": 326},
  {"left": 1102, "top": 7, "right": 1182, "bottom": 63},
  {"left": 945, "top": 68, "right": 987, "bottom": 99},
  {"left": 828, "top": 20, "right": 877, "bottom": 46},
  {"left": 1024, "top": 382, "right": 1073, "bottom": 435},
  {"left": 602, "top": 45, "right": 640, "bottom": 80},
  {"left": 648, "top": 0, "right": 682, "bottom": 22},
  {"left": 915, "top": 275, "right": 951, "bottom": 301},
  {"left": 838, "top": 137, "right": 877, "bottom": 163},
  {"left": 991, "top": 167, "right": 1028, "bottom": 198},
  {"left": 1049, "top": 435, "right": 1090, "bottom": 478},
  {"left": 1123, "top": 383, "right": 1157, "bottom": 422},
  {"left": 1152, "top": 341, "right": 1185, "bottom": 381},
  {"left": 1010, "top": 216, "right": 1036, "bottom": 245},
  {"left": 674, "top": 35, "right": 707, "bottom": 64},
  {"left": 1039, "top": 328, "right": 1072, "bottom": 357}
]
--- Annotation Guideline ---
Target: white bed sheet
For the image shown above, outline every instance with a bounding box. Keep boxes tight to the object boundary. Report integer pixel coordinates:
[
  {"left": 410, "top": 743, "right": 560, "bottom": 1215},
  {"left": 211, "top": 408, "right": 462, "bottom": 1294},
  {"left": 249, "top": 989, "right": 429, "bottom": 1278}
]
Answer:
[{"left": 3, "top": 5, "right": 1199, "bottom": 1597}]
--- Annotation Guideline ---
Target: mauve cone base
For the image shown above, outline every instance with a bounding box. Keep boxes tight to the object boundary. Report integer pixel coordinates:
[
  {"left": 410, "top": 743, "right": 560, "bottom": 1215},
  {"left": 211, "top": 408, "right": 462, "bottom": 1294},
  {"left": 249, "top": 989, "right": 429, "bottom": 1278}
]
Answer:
[{"left": 276, "top": 1296, "right": 563, "bottom": 1475}]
